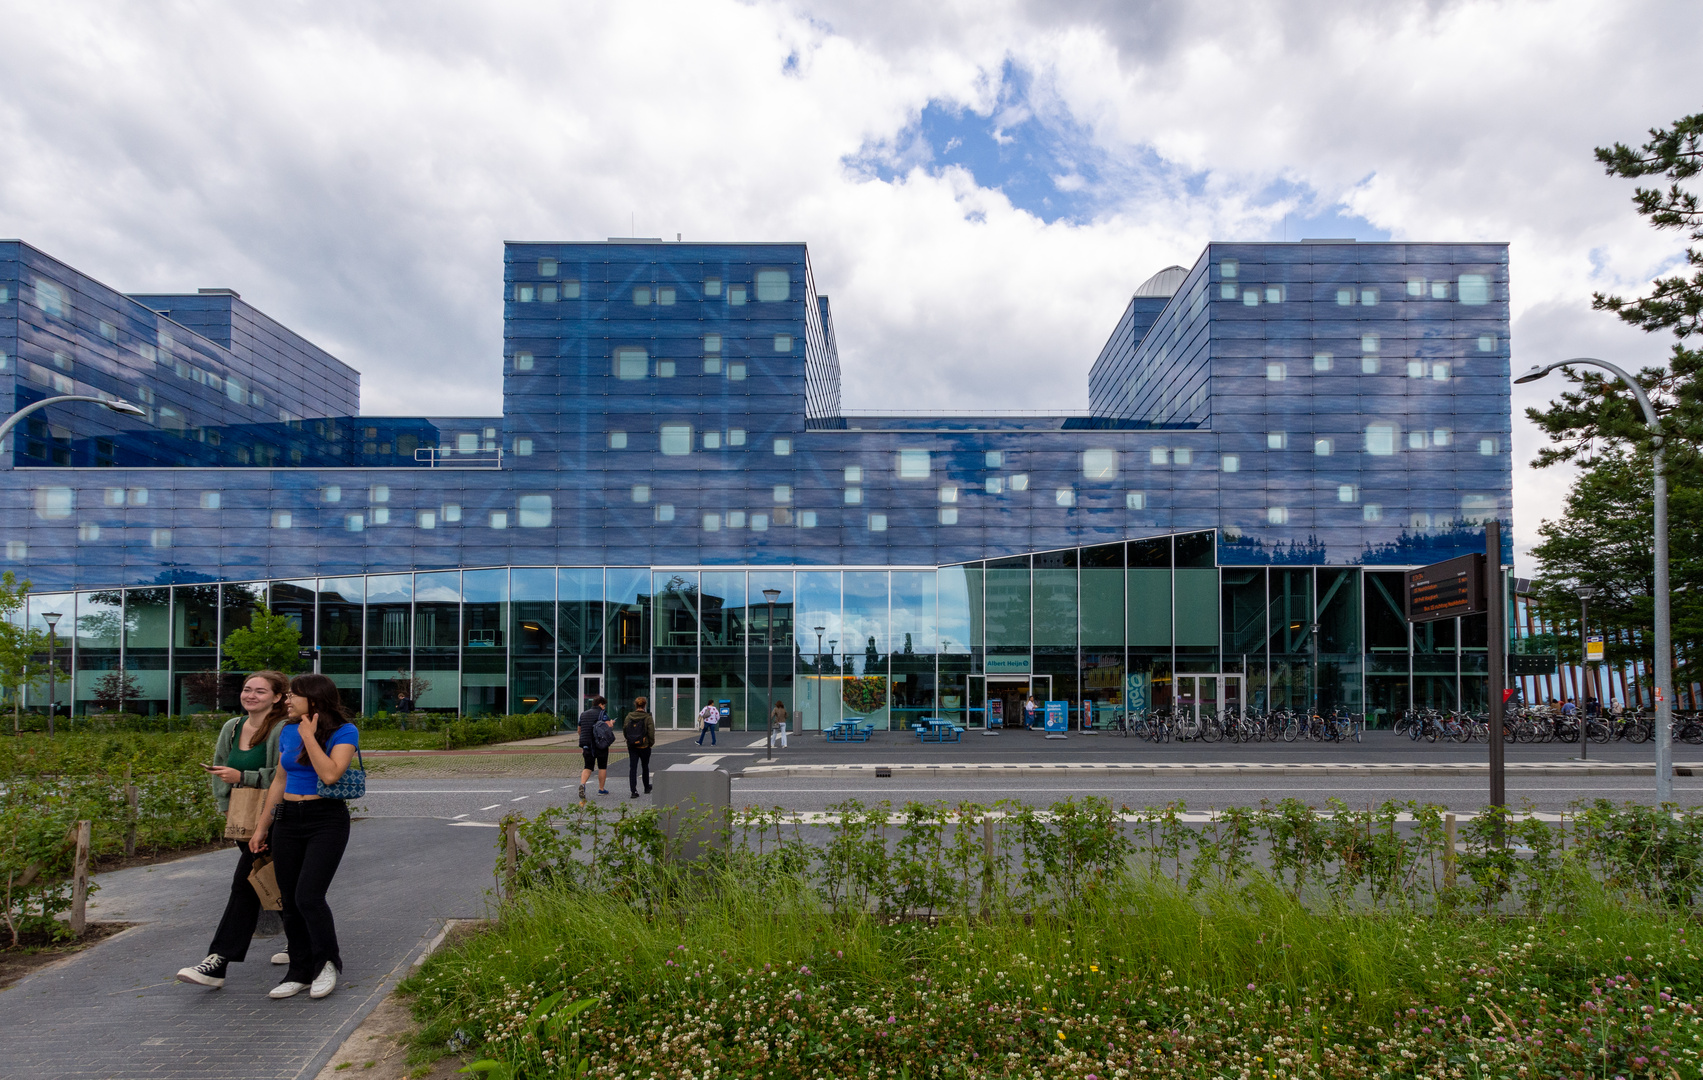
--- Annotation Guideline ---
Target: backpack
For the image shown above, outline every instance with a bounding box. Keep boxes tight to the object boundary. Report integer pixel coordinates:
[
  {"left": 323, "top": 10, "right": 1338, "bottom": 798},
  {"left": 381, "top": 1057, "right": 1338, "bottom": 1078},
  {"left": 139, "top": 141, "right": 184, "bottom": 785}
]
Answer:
[
  {"left": 626, "top": 711, "right": 654, "bottom": 750},
  {"left": 592, "top": 719, "right": 616, "bottom": 751}
]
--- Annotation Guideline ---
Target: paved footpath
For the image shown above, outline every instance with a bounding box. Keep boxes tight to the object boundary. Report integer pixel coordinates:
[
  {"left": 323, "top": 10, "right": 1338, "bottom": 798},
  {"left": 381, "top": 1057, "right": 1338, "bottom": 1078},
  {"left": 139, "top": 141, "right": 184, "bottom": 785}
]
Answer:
[{"left": 0, "top": 818, "right": 496, "bottom": 1080}]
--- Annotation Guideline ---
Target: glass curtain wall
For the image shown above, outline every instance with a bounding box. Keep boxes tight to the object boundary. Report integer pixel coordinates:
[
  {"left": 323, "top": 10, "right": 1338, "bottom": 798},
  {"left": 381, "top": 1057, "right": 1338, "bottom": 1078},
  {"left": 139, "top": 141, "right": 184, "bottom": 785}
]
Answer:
[
  {"left": 700, "top": 571, "right": 746, "bottom": 729},
  {"left": 172, "top": 584, "right": 220, "bottom": 714},
  {"left": 748, "top": 571, "right": 794, "bottom": 729},
  {"left": 843, "top": 571, "right": 890, "bottom": 731},
  {"left": 318, "top": 578, "right": 364, "bottom": 713},
  {"left": 511, "top": 569, "right": 557, "bottom": 714},
  {"left": 462, "top": 569, "right": 509, "bottom": 715},
  {"left": 414, "top": 571, "right": 460, "bottom": 712},
  {"left": 73, "top": 590, "right": 123, "bottom": 715},
  {"left": 365, "top": 575, "right": 412, "bottom": 713}
]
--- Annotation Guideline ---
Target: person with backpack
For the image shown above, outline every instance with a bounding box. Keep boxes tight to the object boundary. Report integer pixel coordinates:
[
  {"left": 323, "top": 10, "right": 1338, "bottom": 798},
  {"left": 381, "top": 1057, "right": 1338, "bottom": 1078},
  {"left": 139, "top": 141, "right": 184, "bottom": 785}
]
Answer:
[
  {"left": 696, "top": 699, "right": 720, "bottom": 746},
  {"left": 625, "top": 696, "right": 655, "bottom": 798},
  {"left": 578, "top": 695, "right": 611, "bottom": 798}
]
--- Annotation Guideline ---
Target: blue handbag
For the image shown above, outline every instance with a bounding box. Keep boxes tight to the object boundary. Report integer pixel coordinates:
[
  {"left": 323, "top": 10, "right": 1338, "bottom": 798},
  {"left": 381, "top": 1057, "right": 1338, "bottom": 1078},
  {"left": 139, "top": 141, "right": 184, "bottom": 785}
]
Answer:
[{"left": 317, "top": 746, "right": 366, "bottom": 800}]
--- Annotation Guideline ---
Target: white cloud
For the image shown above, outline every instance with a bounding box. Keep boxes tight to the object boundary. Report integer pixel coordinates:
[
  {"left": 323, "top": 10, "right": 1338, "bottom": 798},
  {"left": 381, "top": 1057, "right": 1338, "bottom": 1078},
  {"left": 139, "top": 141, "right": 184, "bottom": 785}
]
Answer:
[{"left": 0, "top": 0, "right": 1695, "bottom": 564}]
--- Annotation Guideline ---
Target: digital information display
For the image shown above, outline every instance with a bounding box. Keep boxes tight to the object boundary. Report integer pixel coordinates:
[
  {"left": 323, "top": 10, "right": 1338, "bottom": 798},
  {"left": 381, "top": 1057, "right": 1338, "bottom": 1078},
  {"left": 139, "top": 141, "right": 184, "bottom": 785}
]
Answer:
[{"left": 1406, "top": 553, "right": 1486, "bottom": 623}]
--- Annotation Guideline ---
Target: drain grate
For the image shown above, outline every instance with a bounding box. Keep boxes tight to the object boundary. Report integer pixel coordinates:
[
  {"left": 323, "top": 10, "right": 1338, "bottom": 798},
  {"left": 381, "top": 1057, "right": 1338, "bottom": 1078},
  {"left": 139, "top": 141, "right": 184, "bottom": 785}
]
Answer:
[{"left": 874, "top": 766, "right": 892, "bottom": 778}]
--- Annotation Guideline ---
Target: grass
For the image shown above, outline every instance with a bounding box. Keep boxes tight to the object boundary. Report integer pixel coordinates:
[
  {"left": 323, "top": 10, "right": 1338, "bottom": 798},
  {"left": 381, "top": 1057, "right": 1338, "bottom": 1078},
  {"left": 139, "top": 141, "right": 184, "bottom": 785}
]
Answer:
[{"left": 403, "top": 870, "right": 1703, "bottom": 1079}]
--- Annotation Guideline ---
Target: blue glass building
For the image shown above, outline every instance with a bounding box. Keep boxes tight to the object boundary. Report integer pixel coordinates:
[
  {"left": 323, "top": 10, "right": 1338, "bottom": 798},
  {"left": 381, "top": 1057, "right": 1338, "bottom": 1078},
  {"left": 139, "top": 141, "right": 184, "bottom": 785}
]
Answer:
[{"left": 1, "top": 236, "right": 1511, "bottom": 727}]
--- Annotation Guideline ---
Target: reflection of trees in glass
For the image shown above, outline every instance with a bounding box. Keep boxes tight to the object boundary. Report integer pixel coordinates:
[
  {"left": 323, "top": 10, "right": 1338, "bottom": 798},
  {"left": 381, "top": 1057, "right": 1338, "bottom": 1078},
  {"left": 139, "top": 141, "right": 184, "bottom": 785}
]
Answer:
[
  {"left": 393, "top": 671, "right": 433, "bottom": 702},
  {"left": 181, "top": 671, "right": 223, "bottom": 711},
  {"left": 91, "top": 670, "right": 144, "bottom": 712},
  {"left": 220, "top": 608, "right": 303, "bottom": 674}
]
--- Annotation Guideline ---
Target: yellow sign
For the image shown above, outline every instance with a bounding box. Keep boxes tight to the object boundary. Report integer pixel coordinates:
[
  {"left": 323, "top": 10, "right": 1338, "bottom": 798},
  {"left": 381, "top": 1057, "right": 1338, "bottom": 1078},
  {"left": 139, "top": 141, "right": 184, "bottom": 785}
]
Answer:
[{"left": 1585, "top": 636, "right": 1604, "bottom": 661}]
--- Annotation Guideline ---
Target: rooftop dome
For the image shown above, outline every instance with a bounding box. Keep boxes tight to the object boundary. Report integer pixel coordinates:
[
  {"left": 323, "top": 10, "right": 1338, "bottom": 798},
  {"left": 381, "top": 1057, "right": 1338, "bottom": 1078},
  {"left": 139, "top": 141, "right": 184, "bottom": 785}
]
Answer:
[{"left": 1133, "top": 265, "right": 1188, "bottom": 298}]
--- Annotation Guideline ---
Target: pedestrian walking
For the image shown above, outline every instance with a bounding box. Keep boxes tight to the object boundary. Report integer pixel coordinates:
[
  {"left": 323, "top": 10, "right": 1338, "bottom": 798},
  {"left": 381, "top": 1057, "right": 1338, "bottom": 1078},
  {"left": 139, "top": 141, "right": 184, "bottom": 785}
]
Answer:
[
  {"left": 696, "top": 699, "right": 720, "bottom": 745},
  {"left": 625, "top": 697, "right": 655, "bottom": 798},
  {"left": 247, "top": 673, "right": 362, "bottom": 1001},
  {"left": 769, "top": 699, "right": 789, "bottom": 749},
  {"left": 579, "top": 695, "right": 610, "bottom": 798},
  {"left": 176, "top": 670, "right": 289, "bottom": 989}
]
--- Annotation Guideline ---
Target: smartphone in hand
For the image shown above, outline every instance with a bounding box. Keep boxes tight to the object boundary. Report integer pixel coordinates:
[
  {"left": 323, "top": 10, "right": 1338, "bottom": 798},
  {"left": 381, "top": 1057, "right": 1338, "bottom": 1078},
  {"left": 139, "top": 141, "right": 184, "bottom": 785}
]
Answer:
[{"left": 199, "top": 762, "right": 217, "bottom": 771}]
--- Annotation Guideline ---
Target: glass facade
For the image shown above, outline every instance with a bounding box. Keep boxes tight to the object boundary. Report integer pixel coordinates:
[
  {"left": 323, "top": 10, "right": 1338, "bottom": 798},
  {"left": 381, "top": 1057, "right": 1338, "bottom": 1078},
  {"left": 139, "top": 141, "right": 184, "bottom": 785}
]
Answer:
[{"left": 3, "top": 237, "right": 1512, "bottom": 721}]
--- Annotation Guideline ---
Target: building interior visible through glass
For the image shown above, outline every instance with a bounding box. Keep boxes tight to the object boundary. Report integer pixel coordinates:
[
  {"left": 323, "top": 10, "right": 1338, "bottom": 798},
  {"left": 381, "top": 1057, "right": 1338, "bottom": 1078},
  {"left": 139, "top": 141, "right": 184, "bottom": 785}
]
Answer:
[{"left": 1, "top": 237, "right": 1511, "bottom": 727}]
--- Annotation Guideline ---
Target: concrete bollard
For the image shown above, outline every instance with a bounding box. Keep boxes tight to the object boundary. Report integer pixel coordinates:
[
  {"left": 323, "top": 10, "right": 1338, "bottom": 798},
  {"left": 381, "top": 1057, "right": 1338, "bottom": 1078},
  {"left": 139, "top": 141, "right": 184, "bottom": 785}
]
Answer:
[{"left": 655, "top": 762, "right": 731, "bottom": 862}]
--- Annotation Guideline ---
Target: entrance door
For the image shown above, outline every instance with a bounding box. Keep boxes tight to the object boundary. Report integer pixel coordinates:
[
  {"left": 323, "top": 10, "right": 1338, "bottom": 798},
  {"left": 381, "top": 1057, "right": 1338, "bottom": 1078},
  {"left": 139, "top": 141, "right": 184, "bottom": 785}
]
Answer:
[
  {"left": 986, "top": 675, "right": 1051, "bottom": 728},
  {"left": 577, "top": 674, "right": 602, "bottom": 716},
  {"left": 652, "top": 675, "right": 699, "bottom": 729},
  {"left": 1176, "top": 674, "right": 1245, "bottom": 726}
]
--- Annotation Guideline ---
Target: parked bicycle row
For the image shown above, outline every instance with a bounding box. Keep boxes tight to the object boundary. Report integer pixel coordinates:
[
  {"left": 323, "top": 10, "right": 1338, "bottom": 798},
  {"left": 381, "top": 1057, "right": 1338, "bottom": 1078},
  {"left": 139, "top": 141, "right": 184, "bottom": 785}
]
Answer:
[{"left": 1085, "top": 706, "right": 1366, "bottom": 743}]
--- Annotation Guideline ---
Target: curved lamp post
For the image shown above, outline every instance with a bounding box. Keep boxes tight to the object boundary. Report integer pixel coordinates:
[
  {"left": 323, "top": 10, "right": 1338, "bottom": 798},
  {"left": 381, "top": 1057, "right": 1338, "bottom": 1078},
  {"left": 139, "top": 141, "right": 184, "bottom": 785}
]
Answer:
[
  {"left": 0, "top": 395, "right": 147, "bottom": 448},
  {"left": 763, "top": 588, "right": 782, "bottom": 761},
  {"left": 1515, "top": 357, "right": 1671, "bottom": 800}
]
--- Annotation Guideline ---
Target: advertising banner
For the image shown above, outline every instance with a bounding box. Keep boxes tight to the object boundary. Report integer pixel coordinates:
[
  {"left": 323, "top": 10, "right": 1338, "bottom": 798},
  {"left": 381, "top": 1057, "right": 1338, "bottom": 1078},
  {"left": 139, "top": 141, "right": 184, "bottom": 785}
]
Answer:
[
  {"left": 1043, "top": 701, "right": 1069, "bottom": 734},
  {"left": 1126, "top": 673, "right": 1150, "bottom": 714}
]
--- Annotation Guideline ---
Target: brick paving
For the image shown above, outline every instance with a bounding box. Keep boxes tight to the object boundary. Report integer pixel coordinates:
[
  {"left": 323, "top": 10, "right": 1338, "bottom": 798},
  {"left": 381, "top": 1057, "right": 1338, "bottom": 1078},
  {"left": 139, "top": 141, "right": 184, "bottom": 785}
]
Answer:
[{"left": 0, "top": 818, "right": 495, "bottom": 1080}]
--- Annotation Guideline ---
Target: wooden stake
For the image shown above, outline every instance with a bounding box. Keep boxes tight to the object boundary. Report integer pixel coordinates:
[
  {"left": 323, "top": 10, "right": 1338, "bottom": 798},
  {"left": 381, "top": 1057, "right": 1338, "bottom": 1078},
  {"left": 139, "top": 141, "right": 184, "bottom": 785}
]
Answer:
[
  {"left": 1443, "top": 813, "right": 1457, "bottom": 890},
  {"left": 70, "top": 820, "right": 91, "bottom": 936}
]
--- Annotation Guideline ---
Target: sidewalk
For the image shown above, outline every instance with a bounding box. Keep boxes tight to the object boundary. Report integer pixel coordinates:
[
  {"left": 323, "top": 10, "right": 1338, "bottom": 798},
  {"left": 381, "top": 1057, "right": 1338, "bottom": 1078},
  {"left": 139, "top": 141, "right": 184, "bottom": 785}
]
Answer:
[{"left": 0, "top": 818, "right": 495, "bottom": 1080}]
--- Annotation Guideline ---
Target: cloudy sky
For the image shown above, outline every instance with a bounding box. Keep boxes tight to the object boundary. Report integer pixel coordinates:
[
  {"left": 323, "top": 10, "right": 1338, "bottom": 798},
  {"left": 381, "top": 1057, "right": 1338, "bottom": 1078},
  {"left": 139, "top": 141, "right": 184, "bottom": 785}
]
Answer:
[{"left": 1, "top": 0, "right": 1697, "bottom": 560}]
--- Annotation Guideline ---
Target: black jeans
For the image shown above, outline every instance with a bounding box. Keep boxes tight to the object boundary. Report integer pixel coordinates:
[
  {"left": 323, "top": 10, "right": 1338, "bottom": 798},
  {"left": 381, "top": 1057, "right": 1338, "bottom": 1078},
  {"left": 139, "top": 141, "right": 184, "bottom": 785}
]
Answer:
[
  {"left": 628, "top": 747, "right": 652, "bottom": 793},
  {"left": 270, "top": 799, "right": 350, "bottom": 983},
  {"left": 208, "top": 840, "right": 263, "bottom": 962}
]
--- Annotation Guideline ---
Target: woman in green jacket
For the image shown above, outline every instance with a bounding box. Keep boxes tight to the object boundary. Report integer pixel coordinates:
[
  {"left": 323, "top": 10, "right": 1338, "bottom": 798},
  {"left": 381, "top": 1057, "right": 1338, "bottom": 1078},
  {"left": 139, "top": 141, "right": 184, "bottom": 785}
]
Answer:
[{"left": 177, "top": 670, "right": 289, "bottom": 989}]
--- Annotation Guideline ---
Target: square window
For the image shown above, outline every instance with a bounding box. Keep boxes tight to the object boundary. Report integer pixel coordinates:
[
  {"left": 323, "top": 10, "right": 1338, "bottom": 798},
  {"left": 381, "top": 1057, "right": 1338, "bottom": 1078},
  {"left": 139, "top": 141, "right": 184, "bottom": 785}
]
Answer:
[
  {"left": 443, "top": 504, "right": 462, "bottom": 522},
  {"left": 149, "top": 528, "right": 172, "bottom": 548},
  {"left": 346, "top": 515, "right": 364, "bottom": 532},
  {"left": 1265, "top": 362, "right": 1286, "bottom": 381},
  {"left": 104, "top": 487, "right": 124, "bottom": 506},
  {"left": 33, "top": 486, "right": 73, "bottom": 520},
  {"left": 1361, "top": 356, "right": 1381, "bottom": 374},
  {"left": 939, "top": 484, "right": 958, "bottom": 503},
  {"left": 773, "top": 438, "right": 790, "bottom": 456},
  {"left": 489, "top": 511, "right": 509, "bottom": 529},
  {"left": 1478, "top": 334, "right": 1495, "bottom": 352},
  {"left": 1082, "top": 447, "right": 1117, "bottom": 479},
  {"left": 1314, "top": 439, "right": 1333, "bottom": 456},
  {"left": 703, "top": 334, "right": 721, "bottom": 353},
  {"left": 372, "top": 508, "right": 390, "bottom": 525},
  {"left": 98, "top": 320, "right": 116, "bottom": 341},
  {"left": 3, "top": 541, "right": 22, "bottom": 560},
  {"left": 869, "top": 513, "right": 887, "bottom": 531},
  {"left": 609, "top": 431, "right": 628, "bottom": 449},
  {"left": 514, "top": 352, "right": 534, "bottom": 371},
  {"left": 1267, "top": 432, "right": 1287, "bottom": 450},
  {"left": 129, "top": 487, "right": 148, "bottom": 505},
  {"left": 756, "top": 269, "right": 790, "bottom": 301},
  {"left": 614, "top": 347, "right": 648, "bottom": 380},
  {"left": 800, "top": 510, "right": 817, "bottom": 528},
  {"left": 1221, "top": 283, "right": 1238, "bottom": 300},
  {"left": 1479, "top": 438, "right": 1499, "bottom": 455},
  {"left": 417, "top": 511, "right": 436, "bottom": 529},
  {"left": 271, "top": 511, "right": 292, "bottom": 528},
  {"left": 939, "top": 507, "right": 958, "bottom": 525},
  {"left": 515, "top": 284, "right": 536, "bottom": 302},
  {"left": 703, "top": 431, "right": 721, "bottom": 449},
  {"left": 1458, "top": 274, "right": 1490, "bottom": 305},
  {"left": 538, "top": 258, "right": 557, "bottom": 277},
  {"left": 632, "top": 485, "right": 650, "bottom": 503},
  {"left": 844, "top": 487, "right": 862, "bottom": 504},
  {"left": 1173, "top": 447, "right": 1192, "bottom": 464},
  {"left": 1408, "top": 361, "right": 1427, "bottom": 379},
  {"left": 985, "top": 450, "right": 1003, "bottom": 467},
  {"left": 633, "top": 286, "right": 651, "bottom": 305},
  {"left": 774, "top": 334, "right": 793, "bottom": 352},
  {"left": 1433, "top": 428, "right": 1452, "bottom": 446},
  {"left": 704, "top": 277, "right": 722, "bottom": 296},
  {"left": 1431, "top": 280, "right": 1449, "bottom": 300},
  {"left": 1126, "top": 492, "right": 1146, "bottom": 509},
  {"left": 1407, "top": 278, "right": 1424, "bottom": 296},
  {"left": 516, "top": 438, "right": 534, "bottom": 456},
  {"left": 1010, "top": 474, "right": 1029, "bottom": 491},
  {"left": 656, "top": 504, "right": 675, "bottom": 522},
  {"left": 729, "top": 362, "right": 747, "bottom": 380},
  {"left": 1360, "top": 288, "right": 1378, "bottom": 306},
  {"left": 1267, "top": 507, "right": 1289, "bottom": 524},
  {"left": 658, "top": 287, "right": 676, "bottom": 305},
  {"left": 563, "top": 279, "right": 581, "bottom": 299},
  {"left": 371, "top": 485, "right": 390, "bottom": 503},
  {"left": 1243, "top": 288, "right": 1260, "bottom": 306},
  {"left": 658, "top": 360, "right": 676, "bottom": 378},
  {"left": 1265, "top": 285, "right": 1283, "bottom": 303},
  {"left": 985, "top": 476, "right": 1004, "bottom": 494},
  {"left": 704, "top": 357, "right": 722, "bottom": 374},
  {"left": 751, "top": 513, "right": 768, "bottom": 531},
  {"left": 729, "top": 284, "right": 747, "bottom": 305},
  {"left": 200, "top": 492, "right": 221, "bottom": 509},
  {"left": 728, "top": 511, "right": 746, "bottom": 528},
  {"left": 1336, "top": 288, "right": 1354, "bottom": 305},
  {"left": 323, "top": 485, "right": 341, "bottom": 502},
  {"left": 773, "top": 485, "right": 792, "bottom": 503},
  {"left": 1364, "top": 504, "right": 1383, "bottom": 521},
  {"left": 1313, "top": 353, "right": 1333, "bottom": 371},
  {"left": 1337, "top": 484, "right": 1356, "bottom": 503},
  {"left": 1221, "top": 454, "right": 1239, "bottom": 472},
  {"left": 540, "top": 285, "right": 557, "bottom": 303},
  {"left": 1150, "top": 447, "right": 1168, "bottom": 465},
  {"left": 1408, "top": 430, "right": 1428, "bottom": 449},
  {"left": 78, "top": 523, "right": 99, "bottom": 541},
  {"left": 1365, "top": 422, "right": 1397, "bottom": 456},
  {"left": 703, "top": 513, "right": 721, "bottom": 531},
  {"left": 729, "top": 428, "right": 746, "bottom": 446},
  {"left": 1432, "top": 362, "right": 1451, "bottom": 381},
  {"left": 1055, "top": 488, "right": 1075, "bottom": 507},
  {"left": 1361, "top": 333, "right": 1379, "bottom": 353},
  {"left": 844, "top": 465, "right": 862, "bottom": 482},
  {"left": 660, "top": 425, "right": 693, "bottom": 456},
  {"left": 1221, "top": 259, "right": 1238, "bottom": 278},
  {"left": 896, "top": 449, "right": 929, "bottom": 478}
]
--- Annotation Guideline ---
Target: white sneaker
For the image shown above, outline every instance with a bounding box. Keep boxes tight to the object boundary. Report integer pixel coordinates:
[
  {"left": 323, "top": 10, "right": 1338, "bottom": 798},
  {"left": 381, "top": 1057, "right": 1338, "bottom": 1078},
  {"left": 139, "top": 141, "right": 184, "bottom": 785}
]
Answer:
[
  {"left": 271, "top": 951, "right": 289, "bottom": 965},
  {"left": 176, "top": 953, "right": 227, "bottom": 988},
  {"left": 269, "top": 980, "right": 309, "bottom": 999},
  {"left": 309, "top": 961, "right": 340, "bottom": 999}
]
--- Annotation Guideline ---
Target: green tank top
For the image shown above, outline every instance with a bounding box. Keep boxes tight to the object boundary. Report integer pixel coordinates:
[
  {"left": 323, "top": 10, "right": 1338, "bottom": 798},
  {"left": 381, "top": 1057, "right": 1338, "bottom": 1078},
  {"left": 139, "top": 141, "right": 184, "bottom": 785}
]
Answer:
[{"left": 225, "top": 727, "right": 269, "bottom": 775}]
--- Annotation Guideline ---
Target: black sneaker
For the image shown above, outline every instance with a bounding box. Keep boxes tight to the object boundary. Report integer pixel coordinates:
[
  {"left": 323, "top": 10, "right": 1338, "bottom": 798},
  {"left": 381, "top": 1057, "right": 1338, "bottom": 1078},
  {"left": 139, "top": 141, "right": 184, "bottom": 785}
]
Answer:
[{"left": 177, "top": 953, "right": 228, "bottom": 988}]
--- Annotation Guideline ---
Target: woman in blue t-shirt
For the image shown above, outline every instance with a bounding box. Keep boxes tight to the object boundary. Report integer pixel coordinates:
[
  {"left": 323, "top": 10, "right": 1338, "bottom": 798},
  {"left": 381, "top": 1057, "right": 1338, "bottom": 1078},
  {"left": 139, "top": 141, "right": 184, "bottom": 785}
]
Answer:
[{"left": 248, "top": 673, "right": 360, "bottom": 1001}]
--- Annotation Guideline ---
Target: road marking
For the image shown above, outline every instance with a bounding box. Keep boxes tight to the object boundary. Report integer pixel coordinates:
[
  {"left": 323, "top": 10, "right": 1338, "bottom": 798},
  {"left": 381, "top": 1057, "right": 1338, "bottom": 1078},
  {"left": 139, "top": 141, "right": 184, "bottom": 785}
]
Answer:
[
  {"left": 449, "top": 821, "right": 501, "bottom": 828},
  {"left": 510, "top": 795, "right": 530, "bottom": 802},
  {"left": 478, "top": 804, "right": 500, "bottom": 811},
  {"left": 537, "top": 788, "right": 554, "bottom": 793},
  {"left": 365, "top": 789, "right": 514, "bottom": 794},
  {"left": 452, "top": 813, "right": 469, "bottom": 820}
]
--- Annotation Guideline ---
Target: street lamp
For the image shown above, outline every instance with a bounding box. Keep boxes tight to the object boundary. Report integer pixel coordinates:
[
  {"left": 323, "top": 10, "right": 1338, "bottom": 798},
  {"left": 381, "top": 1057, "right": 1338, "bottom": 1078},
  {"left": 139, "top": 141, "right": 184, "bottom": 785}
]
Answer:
[
  {"left": 0, "top": 395, "right": 147, "bottom": 448},
  {"left": 41, "top": 611, "right": 62, "bottom": 737},
  {"left": 763, "top": 588, "right": 781, "bottom": 761},
  {"left": 1577, "top": 586, "right": 1598, "bottom": 760},
  {"left": 1516, "top": 358, "right": 1672, "bottom": 800},
  {"left": 814, "top": 626, "right": 825, "bottom": 736}
]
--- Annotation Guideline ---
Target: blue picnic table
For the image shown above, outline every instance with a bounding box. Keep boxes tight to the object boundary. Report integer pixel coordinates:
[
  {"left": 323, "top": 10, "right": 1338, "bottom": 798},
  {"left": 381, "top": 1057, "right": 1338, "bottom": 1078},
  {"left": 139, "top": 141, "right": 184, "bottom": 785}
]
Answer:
[
  {"left": 826, "top": 716, "right": 876, "bottom": 741},
  {"left": 912, "top": 716, "right": 965, "bottom": 742}
]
